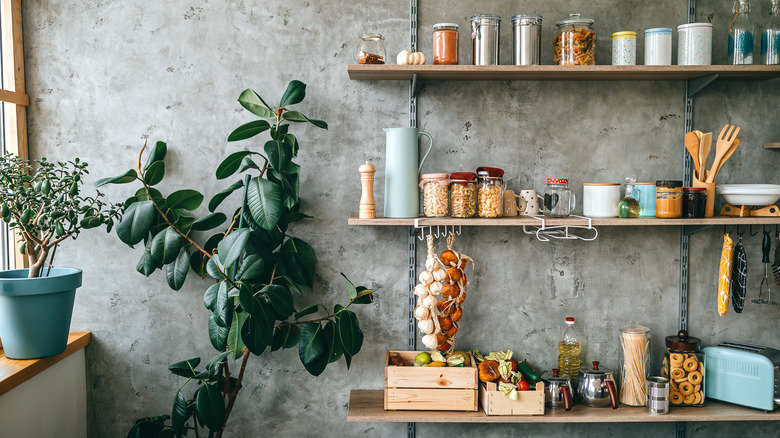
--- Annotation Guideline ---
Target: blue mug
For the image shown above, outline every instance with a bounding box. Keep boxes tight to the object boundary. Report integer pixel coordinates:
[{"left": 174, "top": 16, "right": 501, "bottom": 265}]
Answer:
[{"left": 635, "top": 183, "right": 656, "bottom": 217}]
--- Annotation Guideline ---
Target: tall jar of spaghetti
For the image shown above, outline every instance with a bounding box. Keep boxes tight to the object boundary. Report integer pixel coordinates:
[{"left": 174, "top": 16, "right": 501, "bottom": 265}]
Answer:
[
  {"left": 662, "top": 330, "right": 705, "bottom": 407},
  {"left": 618, "top": 322, "right": 651, "bottom": 406},
  {"left": 433, "top": 23, "right": 459, "bottom": 64},
  {"left": 554, "top": 13, "right": 596, "bottom": 65}
]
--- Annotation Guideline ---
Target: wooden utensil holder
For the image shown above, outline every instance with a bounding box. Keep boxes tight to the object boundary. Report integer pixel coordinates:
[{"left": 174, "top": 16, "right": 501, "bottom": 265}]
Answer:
[{"left": 692, "top": 177, "right": 715, "bottom": 218}]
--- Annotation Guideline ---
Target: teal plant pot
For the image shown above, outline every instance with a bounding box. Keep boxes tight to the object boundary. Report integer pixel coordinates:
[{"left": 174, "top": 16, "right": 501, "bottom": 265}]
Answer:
[{"left": 0, "top": 267, "right": 82, "bottom": 359}]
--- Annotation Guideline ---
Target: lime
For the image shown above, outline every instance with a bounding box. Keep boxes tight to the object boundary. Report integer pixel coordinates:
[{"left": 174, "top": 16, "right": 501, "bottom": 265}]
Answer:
[{"left": 415, "top": 352, "right": 432, "bottom": 365}]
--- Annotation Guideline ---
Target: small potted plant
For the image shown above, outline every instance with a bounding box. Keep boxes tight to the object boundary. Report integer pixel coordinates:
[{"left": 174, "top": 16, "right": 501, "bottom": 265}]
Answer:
[{"left": 0, "top": 155, "right": 120, "bottom": 359}]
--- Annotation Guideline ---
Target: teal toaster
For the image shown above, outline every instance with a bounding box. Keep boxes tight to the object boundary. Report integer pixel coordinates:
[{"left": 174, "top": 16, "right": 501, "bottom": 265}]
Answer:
[{"left": 703, "top": 342, "right": 780, "bottom": 412}]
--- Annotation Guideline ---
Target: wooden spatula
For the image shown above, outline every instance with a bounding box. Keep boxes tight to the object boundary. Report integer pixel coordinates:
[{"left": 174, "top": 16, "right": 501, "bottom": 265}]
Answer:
[
  {"left": 699, "top": 132, "right": 712, "bottom": 181},
  {"left": 706, "top": 125, "right": 740, "bottom": 183},
  {"left": 685, "top": 132, "right": 701, "bottom": 179}
]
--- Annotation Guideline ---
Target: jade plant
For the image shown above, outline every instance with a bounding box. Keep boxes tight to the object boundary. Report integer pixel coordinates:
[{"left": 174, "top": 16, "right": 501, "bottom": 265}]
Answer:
[
  {"left": 0, "top": 155, "right": 120, "bottom": 277},
  {"left": 99, "top": 80, "right": 373, "bottom": 438}
]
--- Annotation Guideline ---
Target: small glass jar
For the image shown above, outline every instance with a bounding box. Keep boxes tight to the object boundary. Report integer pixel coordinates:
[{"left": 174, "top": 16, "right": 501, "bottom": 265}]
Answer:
[
  {"left": 662, "top": 330, "right": 705, "bottom": 407},
  {"left": 477, "top": 171, "right": 504, "bottom": 218},
  {"left": 656, "top": 180, "right": 683, "bottom": 218},
  {"left": 554, "top": 13, "right": 596, "bottom": 65},
  {"left": 433, "top": 23, "right": 459, "bottom": 65},
  {"left": 544, "top": 178, "right": 576, "bottom": 218},
  {"left": 618, "top": 322, "right": 651, "bottom": 406},
  {"left": 420, "top": 173, "right": 449, "bottom": 217},
  {"left": 354, "top": 33, "right": 386, "bottom": 64},
  {"left": 683, "top": 187, "right": 707, "bottom": 218},
  {"left": 449, "top": 172, "right": 477, "bottom": 218}
]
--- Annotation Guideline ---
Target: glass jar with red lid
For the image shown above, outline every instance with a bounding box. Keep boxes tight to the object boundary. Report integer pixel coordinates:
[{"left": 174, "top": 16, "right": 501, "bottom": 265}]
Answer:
[
  {"left": 683, "top": 187, "right": 707, "bottom": 218},
  {"left": 450, "top": 172, "right": 477, "bottom": 217},
  {"left": 544, "top": 178, "right": 576, "bottom": 217}
]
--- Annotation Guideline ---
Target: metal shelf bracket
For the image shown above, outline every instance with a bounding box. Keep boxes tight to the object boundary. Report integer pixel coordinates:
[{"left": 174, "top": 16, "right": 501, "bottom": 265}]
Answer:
[
  {"left": 683, "top": 224, "right": 713, "bottom": 235},
  {"left": 688, "top": 74, "right": 719, "bottom": 97}
]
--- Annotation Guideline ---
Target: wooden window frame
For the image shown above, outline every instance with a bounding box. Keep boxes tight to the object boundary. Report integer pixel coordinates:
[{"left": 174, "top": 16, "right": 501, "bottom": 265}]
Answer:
[{"left": 1, "top": 0, "right": 29, "bottom": 270}]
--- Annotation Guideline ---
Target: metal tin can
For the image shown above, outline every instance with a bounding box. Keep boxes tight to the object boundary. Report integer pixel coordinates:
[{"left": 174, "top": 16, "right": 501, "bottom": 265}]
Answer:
[
  {"left": 511, "top": 14, "right": 543, "bottom": 65},
  {"left": 612, "top": 31, "right": 637, "bottom": 65},
  {"left": 678, "top": 23, "right": 712, "bottom": 65},
  {"left": 433, "top": 23, "right": 459, "bottom": 65},
  {"left": 646, "top": 377, "right": 670, "bottom": 414},
  {"left": 471, "top": 14, "right": 501, "bottom": 65},
  {"left": 644, "top": 27, "right": 673, "bottom": 65}
]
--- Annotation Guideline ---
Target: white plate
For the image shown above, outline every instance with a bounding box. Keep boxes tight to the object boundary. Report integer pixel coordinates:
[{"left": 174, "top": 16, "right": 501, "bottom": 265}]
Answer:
[
  {"left": 716, "top": 191, "right": 780, "bottom": 206},
  {"left": 716, "top": 184, "right": 780, "bottom": 194}
]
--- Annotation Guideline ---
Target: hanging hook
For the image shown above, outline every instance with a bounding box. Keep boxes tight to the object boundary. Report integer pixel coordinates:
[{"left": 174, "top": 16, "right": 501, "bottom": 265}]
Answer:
[
  {"left": 457, "top": 225, "right": 462, "bottom": 236},
  {"left": 749, "top": 224, "right": 758, "bottom": 237}
]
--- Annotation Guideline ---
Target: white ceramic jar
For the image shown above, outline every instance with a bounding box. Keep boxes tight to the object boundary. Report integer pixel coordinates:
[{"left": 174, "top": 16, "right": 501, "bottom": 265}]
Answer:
[
  {"left": 612, "top": 31, "right": 637, "bottom": 65},
  {"left": 644, "top": 28, "right": 673, "bottom": 65},
  {"left": 583, "top": 183, "right": 621, "bottom": 218},
  {"left": 678, "top": 23, "right": 712, "bottom": 65}
]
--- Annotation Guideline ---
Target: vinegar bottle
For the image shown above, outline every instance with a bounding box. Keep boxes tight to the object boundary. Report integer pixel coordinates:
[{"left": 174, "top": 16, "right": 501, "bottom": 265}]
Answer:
[
  {"left": 558, "top": 317, "right": 582, "bottom": 380},
  {"left": 729, "top": 0, "right": 755, "bottom": 64},
  {"left": 762, "top": 0, "right": 780, "bottom": 65},
  {"left": 618, "top": 176, "right": 641, "bottom": 218}
]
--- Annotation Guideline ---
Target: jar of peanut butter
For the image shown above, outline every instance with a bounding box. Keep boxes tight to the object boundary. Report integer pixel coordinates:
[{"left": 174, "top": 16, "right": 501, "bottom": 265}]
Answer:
[
  {"left": 433, "top": 23, "right": 459, "bottom": 65},
  {"left": 655, "top": 180, "right": 683, "bottom": 218}
]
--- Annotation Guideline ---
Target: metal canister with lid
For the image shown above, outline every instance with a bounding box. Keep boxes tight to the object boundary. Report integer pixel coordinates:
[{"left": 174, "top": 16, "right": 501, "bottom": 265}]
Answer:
[
  {"left": 471, "top": 14, "right": 501, "bottom": 65},
  {"left": 612, "top": 31, "right": 637, "bottom": 65},
  {"left": 511, "top": 14, "right": 543, "bottom": 65},
  {"left": 554, "top": 13, "right": 596, "bottom": 65},
  {"left": 662, "top": 330, "right": 705, "bottom": 407},
  {"left": 420, "top": 173, "right": 450, "bottom": 217}
]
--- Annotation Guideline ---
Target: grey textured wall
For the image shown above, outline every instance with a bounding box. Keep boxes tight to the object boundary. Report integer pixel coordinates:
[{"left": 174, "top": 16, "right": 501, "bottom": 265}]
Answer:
[{"left": 21, "top": 0, "right": 779, "bottom": 437}]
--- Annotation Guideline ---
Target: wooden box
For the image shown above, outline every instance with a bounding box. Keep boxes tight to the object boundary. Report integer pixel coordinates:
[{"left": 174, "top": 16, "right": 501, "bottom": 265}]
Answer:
[
  {"left": 479, "top": 381, "right": 546, "bottom": 416},
  {"left": 384, "top": 350, "right": 478, "bottom": 411}
]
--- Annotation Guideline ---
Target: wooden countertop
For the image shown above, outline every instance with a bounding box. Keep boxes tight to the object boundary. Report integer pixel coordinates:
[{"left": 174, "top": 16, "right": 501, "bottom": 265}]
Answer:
[{"left": 0, "top": 332, "right": 91, "bottom": 396}]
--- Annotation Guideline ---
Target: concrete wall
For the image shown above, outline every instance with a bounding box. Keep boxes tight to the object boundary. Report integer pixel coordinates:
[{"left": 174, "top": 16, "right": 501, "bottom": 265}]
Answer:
[{"left": 22, "top": 0, "right": 779, "bottom": 437}]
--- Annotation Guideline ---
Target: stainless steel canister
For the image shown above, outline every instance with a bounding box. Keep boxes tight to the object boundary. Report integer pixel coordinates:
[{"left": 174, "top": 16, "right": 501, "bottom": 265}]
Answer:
[
  {"left": 511, "top": 14, "right": 542, "bottom": 65},
  {"left": 646, "top": 376, "right": 670, "bottom": 414},
  {"left": 471, "top": 14, "right": 501, "bottom": 65}
]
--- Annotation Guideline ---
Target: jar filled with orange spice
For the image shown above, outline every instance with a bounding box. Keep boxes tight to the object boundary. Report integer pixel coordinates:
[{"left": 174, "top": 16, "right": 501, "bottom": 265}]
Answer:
[
  {"left": 433, "top": 23, "right": 459, "bottom": 64},
  {"left": 656, "top": 180, "right": 683, "bottom": 218},
  {"left": 554, "top": 13, "right": 596, "bottom": 65}
]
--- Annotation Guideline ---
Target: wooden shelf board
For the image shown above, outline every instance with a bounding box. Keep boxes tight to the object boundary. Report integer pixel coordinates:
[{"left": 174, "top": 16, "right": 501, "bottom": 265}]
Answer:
[
  {"left": 347, "top": 65, "right": 780, "bottom": 81},
  {"left": 0, "top": 332, "right": 91, "bottom": 396},
  {"left": 349, "top": 214, "right": 780, "bottom": 227},
  {"left": 765, "top": 143, "right": 780, "bottom": 149},
  {"left": 347, "top": 390, "right": 780, "bottom": 423}
]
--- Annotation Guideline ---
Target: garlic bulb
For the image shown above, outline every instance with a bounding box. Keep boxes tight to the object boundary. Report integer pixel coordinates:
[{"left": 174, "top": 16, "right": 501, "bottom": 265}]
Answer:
[
  {"left": 433, "top": 268, "right": 448, "bottom": 282},
  {"left": 418, "top": 318, "right": 434, "bottom": 334},
  {"left": 421, "top": 334, "right": 438, "bottom": 349},
  {"left": 427, "top": 281, "right": 442, "bottom": 295},
  {"left": 414, "top": 305, "right": 429, "bottom": 320},
  {"left": 425, "top": 257, "right": 438, "bottom": 271},
  {"left": 415, "top": 284, "right": 429, "bottom": 298},
  {"left": 419, "top": 270, "right": 434, "bottom": 285},
  {"left": 422, "top": 294, "right": 437, "bottom": 308}
]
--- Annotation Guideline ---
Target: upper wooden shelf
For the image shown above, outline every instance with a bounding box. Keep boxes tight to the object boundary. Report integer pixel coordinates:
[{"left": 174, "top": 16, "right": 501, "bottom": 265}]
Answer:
[
  {"left": 349, "top": 214, "right": 780, "bottom": 227},
  {"left": 348, "top": 390, "right": 780, "bottom": 423},
  {"left": 347, "top": 64, "right": 780, "bottom": 81}
]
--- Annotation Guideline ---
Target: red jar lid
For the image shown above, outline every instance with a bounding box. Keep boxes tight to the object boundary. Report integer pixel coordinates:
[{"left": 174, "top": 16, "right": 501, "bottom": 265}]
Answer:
[
  {"left": 450, "top": 172, "right": 477, "bottom": 181},
  {"left": 548, "top": 178, "right": 569, "bottom": 184}
]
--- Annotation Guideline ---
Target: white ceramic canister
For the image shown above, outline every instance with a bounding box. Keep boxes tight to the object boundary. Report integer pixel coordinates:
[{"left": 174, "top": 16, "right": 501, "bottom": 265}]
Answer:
[
  {"left": 612, "top": 31, "right": 637, "bottom": 65},
  {"left": 678, "top": 23, "right": 712, "bottom": 65},
  {"left": 644, "top": 28, "right": 673, "bottom": 65},
  {"left": 583, "top": 183, "right": 621, "bottom": 218}
]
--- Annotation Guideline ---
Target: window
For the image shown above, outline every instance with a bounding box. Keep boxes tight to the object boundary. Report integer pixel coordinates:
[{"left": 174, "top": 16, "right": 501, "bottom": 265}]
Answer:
[{"left": 0, "top": 0, "right": 28, "bottom": 271}]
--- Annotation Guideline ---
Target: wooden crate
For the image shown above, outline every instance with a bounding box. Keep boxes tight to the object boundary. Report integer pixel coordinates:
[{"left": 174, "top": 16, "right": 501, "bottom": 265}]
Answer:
[
  {"left": 384, "top": 350, "right": 478, "bottom": 411},
  {"left": 480, "top": 381, "right": 546, "bottom": 416}
]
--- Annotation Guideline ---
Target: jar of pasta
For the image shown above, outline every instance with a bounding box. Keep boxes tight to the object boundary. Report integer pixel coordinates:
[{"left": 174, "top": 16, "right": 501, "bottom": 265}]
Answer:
[
  {"left": 420, "top": 173, "right": 449, "bottom": 217},
  {"left": 477, "top": 168, "right": 505, "bottom": 218},
  {"left": 618, "top": 322, "right": 651, "bottom": 406},
  {"left": 554, "top": 13, "right": 596, "bottom": 65},
  {"left": 433, "top": 23, "right": 459, "bottom": 64},
  {"left": 449, "top": 172, "right": 477, "bottom": 217},
  {"left": 662, "top": 330, "right": 705, "bottom": 407}
]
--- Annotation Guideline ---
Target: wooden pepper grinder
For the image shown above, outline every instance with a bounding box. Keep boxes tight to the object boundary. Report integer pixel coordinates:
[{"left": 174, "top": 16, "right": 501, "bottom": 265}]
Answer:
[{"left": 359, "top": 162, "right": 376, "bottom": 219}]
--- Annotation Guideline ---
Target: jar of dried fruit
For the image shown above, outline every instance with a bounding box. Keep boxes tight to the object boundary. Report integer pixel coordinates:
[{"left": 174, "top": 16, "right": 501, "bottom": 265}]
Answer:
[
  {"left": 354, "top": 33, "right": 386, "bottom": 64},
  {"left": 420, "top": 173, "right": 450, "bottom": 217},
  {"left": 449, "top": 172, "right": 477, "bottom": 217},
  {"left": 661, "top": 330, "right": 705, "bottom": 407},
  {"left": 476, "top": 167, "right": 505, "bottom": 218}
]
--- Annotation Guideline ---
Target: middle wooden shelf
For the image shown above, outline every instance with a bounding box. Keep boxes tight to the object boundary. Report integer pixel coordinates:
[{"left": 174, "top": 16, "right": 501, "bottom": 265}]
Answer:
[{"left": 349, "top": 214, "right": 780, "bottom": 227}]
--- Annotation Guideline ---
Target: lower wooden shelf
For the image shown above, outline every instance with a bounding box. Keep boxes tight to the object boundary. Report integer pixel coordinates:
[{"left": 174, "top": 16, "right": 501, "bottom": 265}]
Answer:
[{"left": 347, "top": 390, "right": 780, "bottom": 423}]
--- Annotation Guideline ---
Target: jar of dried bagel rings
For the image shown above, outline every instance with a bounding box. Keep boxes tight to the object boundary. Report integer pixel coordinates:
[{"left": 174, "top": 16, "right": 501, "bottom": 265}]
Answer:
[{"left": 661, "top": 330, "right": 705, "bottom": 407}]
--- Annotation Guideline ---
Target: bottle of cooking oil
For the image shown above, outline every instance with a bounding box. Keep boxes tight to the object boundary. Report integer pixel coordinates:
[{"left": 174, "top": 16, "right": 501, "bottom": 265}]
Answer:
[
  {"left": 618, "top": 176, "right": 641, "bottom": 218},
  {"left": 558, "top": 317, "right": 582, "bottom": 380}
]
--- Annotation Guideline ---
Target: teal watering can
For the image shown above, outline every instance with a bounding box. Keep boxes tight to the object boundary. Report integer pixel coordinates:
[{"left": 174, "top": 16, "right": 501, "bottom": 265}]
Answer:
[{"left": 383, "top": 128, "right": 433, "bottom": 218}]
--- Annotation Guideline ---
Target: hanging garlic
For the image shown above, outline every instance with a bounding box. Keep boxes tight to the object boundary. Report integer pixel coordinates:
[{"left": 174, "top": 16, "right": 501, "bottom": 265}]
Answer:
[
  {"left": 432, "top": 268, "right": 448, "bottom": 283},
  {"left": 421, "top": 334, "right": 438, "bottom": 349},
  {"left": 419, "top": 270, "right": 434, "bottom": 285},
  {"left": 425, "top": 257, "right": 438, "bottom": 271},
  {"left": 417, "top": 318, "right": 435, "bottom": 334},
  {"left": 427, "top": 281, "right": 442, "bottom": 295},
  {"left": 414, "top": 305, "right": 430, "bottom": 320},
  {"left": 422, "top": 294, "right": 438, "bottom": 308},
  {"left": 415, "top": 285, "right": 429, "bottom": 298}
]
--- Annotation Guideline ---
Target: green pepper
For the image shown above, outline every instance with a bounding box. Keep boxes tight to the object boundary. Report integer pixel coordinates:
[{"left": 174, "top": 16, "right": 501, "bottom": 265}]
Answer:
[{"left": 518, "top": 360, "right": 541, "bottom": 383}]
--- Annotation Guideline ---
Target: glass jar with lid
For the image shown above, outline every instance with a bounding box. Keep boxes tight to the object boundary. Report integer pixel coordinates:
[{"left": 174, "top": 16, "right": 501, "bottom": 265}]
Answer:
[
  {"left": 433, "top": 23, "right": 459, "bottom": 65},
  {"left": 662, "top": 330, "right": 705, "bottom": 407},
  {"left": 420, "top": 173, "right": 449, "bottom": 217},
  {"left": 656, "top": 180, "right": 683, "bottom": 218},
  {"left": 354, "top": 33, "right": 386, "bottom": 64},
  {"left": 544, "top": 178, "right": 576, "bottom": 218},
  {"left": 449, "top": 172, "right": 477, "bottom": 217},
  {"left": 477, "top": 168, "right": 505, "bottom": 218},
  {"left": 554, "top": 13, "right": 596, "bottom": 65},
  {"left": 618, "top": 322, "right": 651, "bottom": 406}
]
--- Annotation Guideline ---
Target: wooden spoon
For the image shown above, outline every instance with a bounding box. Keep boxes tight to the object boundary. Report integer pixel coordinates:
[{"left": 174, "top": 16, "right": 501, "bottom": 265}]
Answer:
[
  {"left": 709, "top": 139, "right": 740, "bottom": 180},
  {"left": 685, "top": 132, "right": 701, "bottom": 179},
  {"left": 706, "top": 125, "right": 740, "bottom": 183},
  {"left": 699, "top": 132, "right": 712, "bottom": 181}
]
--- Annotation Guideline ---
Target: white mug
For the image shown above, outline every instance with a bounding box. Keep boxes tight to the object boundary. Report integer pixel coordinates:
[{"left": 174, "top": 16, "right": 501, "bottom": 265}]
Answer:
[
  {"left": 519, "top": 190, "right": 542, "bottom": 216},
  {"left": 583, "top": 183, "right": 621, "bottom": 218}
]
